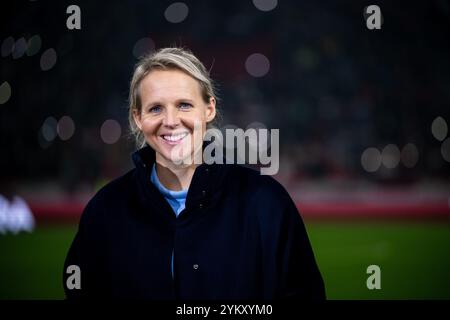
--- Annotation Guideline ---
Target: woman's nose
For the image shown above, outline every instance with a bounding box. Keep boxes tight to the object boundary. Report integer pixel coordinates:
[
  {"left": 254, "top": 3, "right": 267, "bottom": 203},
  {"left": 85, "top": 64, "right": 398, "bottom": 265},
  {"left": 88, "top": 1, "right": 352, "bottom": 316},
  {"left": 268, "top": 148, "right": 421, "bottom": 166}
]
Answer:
[{"left": 162, "top": 107, "right": 180, "bottom": 127}]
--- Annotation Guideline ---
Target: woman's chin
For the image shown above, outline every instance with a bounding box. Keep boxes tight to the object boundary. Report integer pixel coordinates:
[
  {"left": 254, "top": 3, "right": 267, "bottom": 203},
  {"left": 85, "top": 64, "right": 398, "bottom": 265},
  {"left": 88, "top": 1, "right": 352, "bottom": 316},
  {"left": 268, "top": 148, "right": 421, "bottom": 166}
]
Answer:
[{"left": 158, "top": 149, "right": 195, "bottom": 166}]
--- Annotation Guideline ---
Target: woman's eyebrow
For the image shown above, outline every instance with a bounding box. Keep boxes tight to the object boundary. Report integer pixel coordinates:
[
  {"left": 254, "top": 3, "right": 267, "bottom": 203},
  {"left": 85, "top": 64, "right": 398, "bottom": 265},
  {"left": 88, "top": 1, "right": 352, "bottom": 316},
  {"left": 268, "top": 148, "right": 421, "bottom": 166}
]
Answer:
[
  {"left": 143, "top": 101, "right": 162, "bottom": 109},
  {"left": 175, "top": 98, "right": 194, "bottom": 104},
  {"left": 143, "top": 98, "right": 195, "bottom": 109}
]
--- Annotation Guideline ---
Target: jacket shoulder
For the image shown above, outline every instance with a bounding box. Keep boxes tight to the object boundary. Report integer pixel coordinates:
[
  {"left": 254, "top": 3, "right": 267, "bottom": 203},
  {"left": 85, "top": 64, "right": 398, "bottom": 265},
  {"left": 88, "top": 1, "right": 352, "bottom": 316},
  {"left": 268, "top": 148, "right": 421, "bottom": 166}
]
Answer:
[
  {"left": 89, "top": 169, "right": 136, "bottom": 205},
  {"left": 229, "top": 164, "right": 292, "bottom": 202},
  {"left": 78, "top": 169, "right": 136, "bottom": 224},
  {"left": 227, "top": 164, "right": 297, "bottom": 223}
]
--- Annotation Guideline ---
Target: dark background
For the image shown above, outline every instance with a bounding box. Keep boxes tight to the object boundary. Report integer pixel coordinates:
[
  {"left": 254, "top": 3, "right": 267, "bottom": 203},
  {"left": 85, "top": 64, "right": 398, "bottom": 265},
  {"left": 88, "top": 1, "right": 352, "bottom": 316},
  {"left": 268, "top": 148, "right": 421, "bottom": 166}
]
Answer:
[{"left": 1, "top": 0, "right": 450, "bottom": 191}]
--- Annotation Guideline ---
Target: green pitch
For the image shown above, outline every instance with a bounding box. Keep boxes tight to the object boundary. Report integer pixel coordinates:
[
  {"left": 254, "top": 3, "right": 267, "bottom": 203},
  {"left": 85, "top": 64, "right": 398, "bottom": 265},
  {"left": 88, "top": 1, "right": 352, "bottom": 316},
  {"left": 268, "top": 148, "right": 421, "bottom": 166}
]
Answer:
[{"left": 0, "top": 221, "right": 449, "bottom": 299}]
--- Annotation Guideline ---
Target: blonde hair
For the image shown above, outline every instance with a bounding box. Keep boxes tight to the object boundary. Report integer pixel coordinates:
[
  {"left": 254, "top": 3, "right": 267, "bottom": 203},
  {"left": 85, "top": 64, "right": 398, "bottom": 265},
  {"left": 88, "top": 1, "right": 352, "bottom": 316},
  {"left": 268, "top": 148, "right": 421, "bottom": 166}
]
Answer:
[{"left": 128, "top": 47, "right": 220, "bottom": 149}]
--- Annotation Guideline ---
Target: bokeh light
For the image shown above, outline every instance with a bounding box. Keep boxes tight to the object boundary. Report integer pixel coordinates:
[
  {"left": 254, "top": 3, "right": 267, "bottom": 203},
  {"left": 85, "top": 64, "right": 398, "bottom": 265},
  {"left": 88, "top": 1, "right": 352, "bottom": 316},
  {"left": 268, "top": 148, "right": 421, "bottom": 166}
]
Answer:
[
  {"left": 0, "top": 81, "right": 12, "bottom": 104},
  {"left": 381, "top": 144, "right": 401, "bottom": 169},
  {"left": 57, "top": 116, "right": 75, "bottom": 141},
  {"left": 1, "top": 36, "right": 15, "bottom": 57},
  {"left": 441, "top": 138, "right": 450, "bottom": 162},
  {"left": 132, "top": 37, "right": 155, "bottom": 58},
  {"left": 245, "top": 53, "right": 270, "bottom": 77},
  {"left": 41, "top": 117, "right": 58, "bottom": 142},
  {"left": 100, "top": 119, "right": 122, "bottom": 144},
  {"left": 361, "top": 147, "right": 381, "bottom": 172},
  {"left": 401, "top": 143, "right": 419, "bottom": 168},
  {"left": 26, "top": 35, "right": 41, "bottom": 56},
  {"left": 164, "top": 2, "right": 189, "bottom": 23},
  {"left": 252, "top": 0, "right": 278, "bottom": 12},
  {"left": 431, "top": 116, "right": 448, "bottom": 141},
  {"left": 12, "top": 37, "right": 27, "bottom": 59},
  {"left": 40, "top": 48, "right": 57, "bottom": 71}
]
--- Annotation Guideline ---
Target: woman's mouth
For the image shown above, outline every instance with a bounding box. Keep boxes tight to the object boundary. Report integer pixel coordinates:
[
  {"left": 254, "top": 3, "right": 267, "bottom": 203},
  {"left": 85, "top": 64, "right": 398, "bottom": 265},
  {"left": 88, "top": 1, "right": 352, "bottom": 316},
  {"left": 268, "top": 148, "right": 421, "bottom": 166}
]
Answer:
[{"left": 160, "top": 132, "right": 189, "bottom": 145}]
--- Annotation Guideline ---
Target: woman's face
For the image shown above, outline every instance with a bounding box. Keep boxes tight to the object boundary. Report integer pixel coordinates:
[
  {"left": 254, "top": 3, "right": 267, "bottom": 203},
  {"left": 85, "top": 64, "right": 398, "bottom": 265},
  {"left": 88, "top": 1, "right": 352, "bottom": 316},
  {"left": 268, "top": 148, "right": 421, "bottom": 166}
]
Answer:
[{"left": 133, "top": 69, "right": 216, "bottom": 166}]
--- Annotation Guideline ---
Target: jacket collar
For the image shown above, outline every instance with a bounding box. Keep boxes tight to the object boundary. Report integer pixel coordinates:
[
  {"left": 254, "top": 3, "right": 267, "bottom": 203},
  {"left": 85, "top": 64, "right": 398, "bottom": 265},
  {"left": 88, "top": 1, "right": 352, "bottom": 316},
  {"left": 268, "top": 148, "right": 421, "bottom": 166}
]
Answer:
[{"left": 131, "top": 141, "right": 230, "bottom": 220}]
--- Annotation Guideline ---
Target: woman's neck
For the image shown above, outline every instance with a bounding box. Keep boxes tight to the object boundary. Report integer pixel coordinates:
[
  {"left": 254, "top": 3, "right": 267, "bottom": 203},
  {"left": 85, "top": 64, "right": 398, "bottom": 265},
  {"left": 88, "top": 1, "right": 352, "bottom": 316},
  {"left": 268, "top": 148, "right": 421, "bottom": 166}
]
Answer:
[{"left": 155, "top": 156, "right": 199, "bottom": 191}]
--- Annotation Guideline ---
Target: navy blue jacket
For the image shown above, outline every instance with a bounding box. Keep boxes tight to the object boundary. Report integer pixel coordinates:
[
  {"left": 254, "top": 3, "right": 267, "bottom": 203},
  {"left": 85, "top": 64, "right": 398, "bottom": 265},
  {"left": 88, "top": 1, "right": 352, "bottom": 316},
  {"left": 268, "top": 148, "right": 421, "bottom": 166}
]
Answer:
[{"left": 63, "top": 144, "right": 325, "bottom": 300}]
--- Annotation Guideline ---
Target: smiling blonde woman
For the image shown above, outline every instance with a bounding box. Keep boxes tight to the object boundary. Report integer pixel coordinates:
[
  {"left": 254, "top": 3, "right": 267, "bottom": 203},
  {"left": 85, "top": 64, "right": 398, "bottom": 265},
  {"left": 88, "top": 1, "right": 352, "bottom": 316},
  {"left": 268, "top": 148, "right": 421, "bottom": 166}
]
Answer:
[{"left": 63, "top": 47, "right": 325, "bottom": 300}]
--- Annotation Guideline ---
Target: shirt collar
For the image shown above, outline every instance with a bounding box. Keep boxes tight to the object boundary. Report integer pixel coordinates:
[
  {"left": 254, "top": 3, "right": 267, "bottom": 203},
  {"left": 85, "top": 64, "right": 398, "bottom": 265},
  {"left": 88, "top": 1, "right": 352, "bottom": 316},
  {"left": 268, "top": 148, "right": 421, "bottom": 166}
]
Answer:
[
  {"left": 131, "top": 140, "right": 230, "bottom": 213},
  {"left": 150, "top": 163, "right": 188, "bottom": 199}
]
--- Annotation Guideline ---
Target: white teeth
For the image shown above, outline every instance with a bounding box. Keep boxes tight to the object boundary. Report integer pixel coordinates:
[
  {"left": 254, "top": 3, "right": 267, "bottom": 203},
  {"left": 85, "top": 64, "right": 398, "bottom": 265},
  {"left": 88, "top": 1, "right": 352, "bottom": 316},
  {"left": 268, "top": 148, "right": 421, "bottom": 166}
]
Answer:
[{"left": 162, "top": 132, "right": 188, "bottom": 142}]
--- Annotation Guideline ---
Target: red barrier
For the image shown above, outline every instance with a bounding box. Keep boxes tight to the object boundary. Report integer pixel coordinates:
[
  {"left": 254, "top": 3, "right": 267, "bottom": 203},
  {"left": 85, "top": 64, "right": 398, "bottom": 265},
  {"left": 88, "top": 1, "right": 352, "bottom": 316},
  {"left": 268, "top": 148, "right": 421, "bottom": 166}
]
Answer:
[{"left": 28, "top": 200, "right": 450, "bottom": 222}]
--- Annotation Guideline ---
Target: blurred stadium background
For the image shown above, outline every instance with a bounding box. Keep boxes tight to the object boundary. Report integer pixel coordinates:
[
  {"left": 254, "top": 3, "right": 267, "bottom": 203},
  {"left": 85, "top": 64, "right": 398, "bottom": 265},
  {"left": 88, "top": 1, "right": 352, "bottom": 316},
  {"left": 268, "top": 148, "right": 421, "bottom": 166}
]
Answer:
[{"left": 1, "top": 0, "right": 450, "bottom": 299}]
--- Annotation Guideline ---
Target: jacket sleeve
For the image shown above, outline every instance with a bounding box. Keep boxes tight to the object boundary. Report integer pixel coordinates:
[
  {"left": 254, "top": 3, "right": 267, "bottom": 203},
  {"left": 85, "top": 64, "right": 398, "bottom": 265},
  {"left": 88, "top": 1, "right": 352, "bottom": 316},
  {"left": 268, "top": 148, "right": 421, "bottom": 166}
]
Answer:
[
  {"left": 62, "top": 198, "right": 108, "bottom": 299},
  {"left": 257, "top": 183, "right": 326, "bottom": 300},
  {"left": 278, "top": 198, "right": 326, "bottom": 300}
]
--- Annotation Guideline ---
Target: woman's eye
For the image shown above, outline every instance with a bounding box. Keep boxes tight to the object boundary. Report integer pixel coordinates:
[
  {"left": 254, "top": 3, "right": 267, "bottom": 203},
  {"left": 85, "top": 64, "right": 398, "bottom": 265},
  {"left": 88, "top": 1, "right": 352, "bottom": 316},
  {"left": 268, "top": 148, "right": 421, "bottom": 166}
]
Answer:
[
  {"left": 149, "top": 105, "right": 161, "bottom": 113},
  {"left": 179, "top": 103, "right": 192, "bottom": 110}
]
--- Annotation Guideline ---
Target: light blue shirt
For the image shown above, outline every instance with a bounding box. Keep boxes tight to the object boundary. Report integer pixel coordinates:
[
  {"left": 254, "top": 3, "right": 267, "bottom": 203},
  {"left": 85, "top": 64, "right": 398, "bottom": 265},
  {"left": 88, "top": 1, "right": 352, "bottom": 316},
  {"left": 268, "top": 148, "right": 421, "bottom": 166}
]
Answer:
[
  {"left": 150, "top": 163, "right": 188, "bottom": 279},
  {"left": 150, "top": 163, "right": 188, "bottom": 216}
]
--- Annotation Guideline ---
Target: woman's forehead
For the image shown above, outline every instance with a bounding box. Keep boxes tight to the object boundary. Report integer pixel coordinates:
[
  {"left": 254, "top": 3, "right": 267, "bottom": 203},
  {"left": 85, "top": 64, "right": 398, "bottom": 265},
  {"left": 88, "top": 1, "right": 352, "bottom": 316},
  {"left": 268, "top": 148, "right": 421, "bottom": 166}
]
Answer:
[{"left": 140, "top": 69, "right": 202, "bottom": 101}]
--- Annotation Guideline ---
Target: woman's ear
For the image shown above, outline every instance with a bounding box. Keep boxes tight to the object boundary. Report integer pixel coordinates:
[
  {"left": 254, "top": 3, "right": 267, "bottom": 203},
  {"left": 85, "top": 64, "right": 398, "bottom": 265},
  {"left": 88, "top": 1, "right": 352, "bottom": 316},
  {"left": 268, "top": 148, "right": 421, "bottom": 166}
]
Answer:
[
  {"left": 206, "top": 97, "right": 216, "bottom": 123},
  {"left": 132, "top": 109, "right": 143, "bottom": 130}
]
